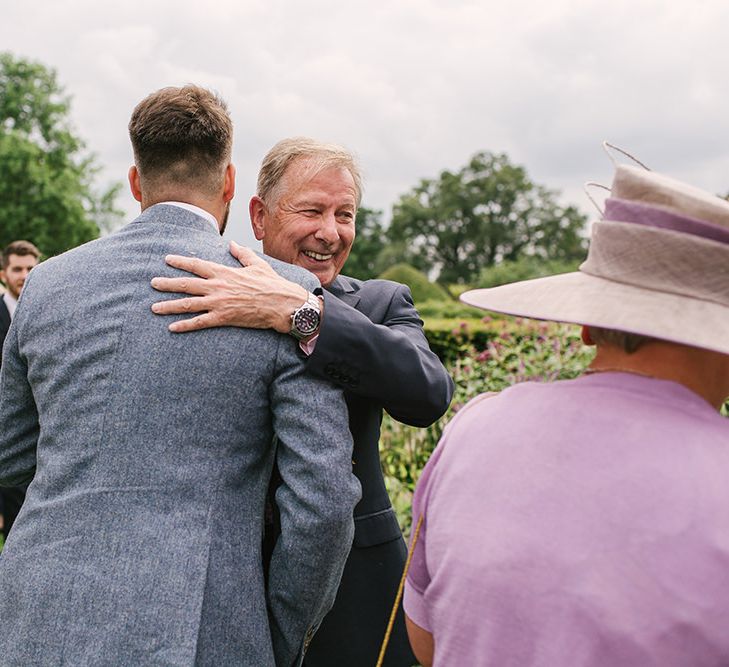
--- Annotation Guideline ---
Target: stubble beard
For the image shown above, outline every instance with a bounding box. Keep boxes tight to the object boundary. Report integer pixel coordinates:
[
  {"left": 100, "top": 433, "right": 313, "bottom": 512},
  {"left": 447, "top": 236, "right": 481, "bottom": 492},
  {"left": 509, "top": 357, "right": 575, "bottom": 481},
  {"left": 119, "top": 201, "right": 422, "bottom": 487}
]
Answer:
[{"left": 219, "top": 201, "right": 231, "bottom": 236}]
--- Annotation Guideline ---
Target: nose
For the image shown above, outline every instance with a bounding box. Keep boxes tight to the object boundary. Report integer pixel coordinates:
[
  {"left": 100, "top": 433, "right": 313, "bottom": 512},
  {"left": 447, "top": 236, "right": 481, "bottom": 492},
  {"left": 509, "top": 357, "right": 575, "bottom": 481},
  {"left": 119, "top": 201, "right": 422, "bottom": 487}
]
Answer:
[{"left": 314, "top": 212, "right": 339, "bottom": 246}]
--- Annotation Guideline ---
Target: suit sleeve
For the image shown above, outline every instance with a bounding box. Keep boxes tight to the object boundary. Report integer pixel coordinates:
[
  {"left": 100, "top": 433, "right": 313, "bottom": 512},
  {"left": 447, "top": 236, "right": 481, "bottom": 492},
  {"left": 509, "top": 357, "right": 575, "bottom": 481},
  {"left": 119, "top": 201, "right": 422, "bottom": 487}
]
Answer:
[
  {"left": 0, "top": 318, "right": 39, "bottom": 487},
  {"left": 307, "top": 282, "right": 454, "bottom": 427},
  {"left": 266, "top": 335, "right": 361, "bottom": 666}
]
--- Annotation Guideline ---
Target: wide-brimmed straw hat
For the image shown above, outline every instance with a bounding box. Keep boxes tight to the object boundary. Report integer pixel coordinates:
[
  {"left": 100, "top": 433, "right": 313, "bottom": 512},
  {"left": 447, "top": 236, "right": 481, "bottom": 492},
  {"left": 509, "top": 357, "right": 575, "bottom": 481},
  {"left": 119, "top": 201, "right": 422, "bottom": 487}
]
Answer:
[{"left": 460, "top": 164, "right": 729, "bottom": 355}]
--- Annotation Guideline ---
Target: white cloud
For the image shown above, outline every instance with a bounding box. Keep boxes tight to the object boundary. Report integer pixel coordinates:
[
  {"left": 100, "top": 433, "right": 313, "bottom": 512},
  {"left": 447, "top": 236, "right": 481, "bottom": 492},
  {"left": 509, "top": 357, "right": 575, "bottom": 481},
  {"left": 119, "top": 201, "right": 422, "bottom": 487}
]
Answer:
[{"left": 2, "top": 0, "right": 729, "bottom": 246}]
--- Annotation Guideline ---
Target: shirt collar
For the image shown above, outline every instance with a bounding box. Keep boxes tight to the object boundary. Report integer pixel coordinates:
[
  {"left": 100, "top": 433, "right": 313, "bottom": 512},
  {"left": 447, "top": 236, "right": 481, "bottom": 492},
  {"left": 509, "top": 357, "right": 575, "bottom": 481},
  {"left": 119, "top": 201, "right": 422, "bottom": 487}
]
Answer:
[
  {"left": 3, "top": 291, "right": 17, "bottom": 319},
  {"left": 157, "top": 201, "right": 220, "bottom": 231}
]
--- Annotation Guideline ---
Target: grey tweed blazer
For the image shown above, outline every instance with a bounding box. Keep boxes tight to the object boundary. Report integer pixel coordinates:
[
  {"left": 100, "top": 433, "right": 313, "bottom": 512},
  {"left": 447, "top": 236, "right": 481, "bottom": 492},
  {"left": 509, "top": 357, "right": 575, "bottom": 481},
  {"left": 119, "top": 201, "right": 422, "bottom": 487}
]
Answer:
[{"left": 0, "top": 205, "right": 360, "bottom": 666}]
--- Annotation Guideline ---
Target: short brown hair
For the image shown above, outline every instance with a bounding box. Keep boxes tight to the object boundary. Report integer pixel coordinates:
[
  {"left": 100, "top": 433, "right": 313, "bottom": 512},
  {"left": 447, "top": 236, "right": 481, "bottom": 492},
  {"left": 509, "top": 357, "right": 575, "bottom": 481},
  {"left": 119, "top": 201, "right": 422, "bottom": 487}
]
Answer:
[
  {"left": 257, "top": 137, "right": 363, "bottom": 209},
  {"left": 128, "top": 85, "right": 233, "bottom": 196},
  {"left": 589, "top": 326, "right": 653, "bottom": 354},
  {"left": 2, "top": 240, "right": 40, "bottom": 269}
]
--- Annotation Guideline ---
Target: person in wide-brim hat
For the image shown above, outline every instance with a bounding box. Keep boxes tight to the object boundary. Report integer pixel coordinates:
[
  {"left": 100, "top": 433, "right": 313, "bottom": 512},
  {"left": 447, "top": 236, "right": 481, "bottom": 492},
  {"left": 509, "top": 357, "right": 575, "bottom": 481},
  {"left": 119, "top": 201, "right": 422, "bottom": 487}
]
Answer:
[
  {"left": 403, "top": 163, "right": 729, "bottom": 667},
  {"left": 461, "top": 163, "right": 729, "bottom": 359}
]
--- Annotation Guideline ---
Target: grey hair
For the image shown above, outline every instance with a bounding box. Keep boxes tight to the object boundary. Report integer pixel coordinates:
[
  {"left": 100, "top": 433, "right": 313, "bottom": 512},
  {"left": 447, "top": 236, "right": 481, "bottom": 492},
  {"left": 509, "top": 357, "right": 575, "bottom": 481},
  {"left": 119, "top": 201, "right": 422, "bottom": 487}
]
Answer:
[{"left": 256, "top": 137, "right": 363, "bottom": 209}]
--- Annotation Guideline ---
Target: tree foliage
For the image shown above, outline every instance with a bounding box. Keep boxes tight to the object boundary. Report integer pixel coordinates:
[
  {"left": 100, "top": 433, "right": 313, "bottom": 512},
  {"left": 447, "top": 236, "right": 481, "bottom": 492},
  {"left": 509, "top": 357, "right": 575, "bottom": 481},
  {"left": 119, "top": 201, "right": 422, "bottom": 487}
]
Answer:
[
  {"left": 0, "top": 52, "right": 122, "bottom": 256},
  {"left": 342, "top": 206, "right": 388, "bottom": 280},
  {"left": 388, "top": 151, "right": 588, "bottom": 285}
]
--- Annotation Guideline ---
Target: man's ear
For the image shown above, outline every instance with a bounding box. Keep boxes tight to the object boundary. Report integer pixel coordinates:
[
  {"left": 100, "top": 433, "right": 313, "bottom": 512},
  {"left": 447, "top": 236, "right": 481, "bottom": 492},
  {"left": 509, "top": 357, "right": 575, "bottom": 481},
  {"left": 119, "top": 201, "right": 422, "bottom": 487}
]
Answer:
[
  {"left": 249, "top": 196, "right": 267, "bottom": 241},
  {"left": 581, "top": 325, "right": 594, "bottom": 346},
  {"left": 223, "top": 163, "right": 236, "bottom": 202},
  {"left": 128, "top": 166, "right": 142, "bottom": 203}
]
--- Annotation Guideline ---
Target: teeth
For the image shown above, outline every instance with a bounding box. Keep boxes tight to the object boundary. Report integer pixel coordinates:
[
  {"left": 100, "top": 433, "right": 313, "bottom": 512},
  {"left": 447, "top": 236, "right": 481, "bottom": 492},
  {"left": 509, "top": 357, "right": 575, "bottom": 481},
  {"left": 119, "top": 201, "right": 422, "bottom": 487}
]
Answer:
[{"left": 303, "top": 250, "right": 333, "bottom": 261}]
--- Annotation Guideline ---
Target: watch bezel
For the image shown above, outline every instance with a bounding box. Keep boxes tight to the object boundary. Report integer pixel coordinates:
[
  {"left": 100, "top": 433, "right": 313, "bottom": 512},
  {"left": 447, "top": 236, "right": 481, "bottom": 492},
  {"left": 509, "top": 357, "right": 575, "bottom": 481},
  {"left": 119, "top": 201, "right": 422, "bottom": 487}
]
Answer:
[{"left": 290, "top": 293, "right": 321, "bottom": 340}]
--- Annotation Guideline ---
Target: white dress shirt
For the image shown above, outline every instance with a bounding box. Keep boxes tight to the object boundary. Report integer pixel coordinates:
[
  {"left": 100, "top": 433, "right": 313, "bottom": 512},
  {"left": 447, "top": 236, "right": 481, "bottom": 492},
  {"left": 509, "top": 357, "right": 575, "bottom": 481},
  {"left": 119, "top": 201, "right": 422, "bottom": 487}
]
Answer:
[{"left": 3, "top": 292, "right": 17, "bottom": 319}]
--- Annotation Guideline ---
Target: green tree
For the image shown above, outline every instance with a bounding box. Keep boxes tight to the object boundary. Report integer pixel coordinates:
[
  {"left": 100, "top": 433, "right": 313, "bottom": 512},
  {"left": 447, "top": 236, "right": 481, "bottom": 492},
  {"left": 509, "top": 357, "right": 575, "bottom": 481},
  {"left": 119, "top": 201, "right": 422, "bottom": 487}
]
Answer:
[
  {"left": 0, "top": 52, "right": 122, "bottom": 256},
  {"left": 342, "top": 206, "right": 387, "bottom": 280},
  {"left": 388, "top": 151, "right": 588, "bottom": 285}
]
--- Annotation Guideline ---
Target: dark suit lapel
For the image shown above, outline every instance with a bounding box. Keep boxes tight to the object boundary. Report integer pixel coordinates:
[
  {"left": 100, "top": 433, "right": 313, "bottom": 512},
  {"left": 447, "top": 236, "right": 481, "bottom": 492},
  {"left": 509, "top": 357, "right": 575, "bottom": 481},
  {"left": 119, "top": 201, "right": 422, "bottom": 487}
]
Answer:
[
  {"left": 0, "top": 298, "right": 11, "bottom": 364},
  {"left": 0, "top": 298, "right": 10, "bottom": 335},
  {"left": 327, "top": 276, "right": 361, "bottom": 309}
]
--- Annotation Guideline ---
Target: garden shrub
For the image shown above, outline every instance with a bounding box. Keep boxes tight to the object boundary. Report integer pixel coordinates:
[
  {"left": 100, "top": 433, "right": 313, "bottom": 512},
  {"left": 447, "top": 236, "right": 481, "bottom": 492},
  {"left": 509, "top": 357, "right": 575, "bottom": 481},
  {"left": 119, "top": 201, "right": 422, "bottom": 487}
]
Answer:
[
  {"left": 422, "top": 319, "right": 496, "bottom": 365},
  {"left": 378, "top": 263, "right": 450, "bottom": 303},
  {"left": 416, "top": 298, "right": 485, "bottom": 320},
  {"left": 477, "top": 256, "right": 580, "bottom": 288},
  {"left": 422, "top": 315, "right": 560, "bottom": 365}
]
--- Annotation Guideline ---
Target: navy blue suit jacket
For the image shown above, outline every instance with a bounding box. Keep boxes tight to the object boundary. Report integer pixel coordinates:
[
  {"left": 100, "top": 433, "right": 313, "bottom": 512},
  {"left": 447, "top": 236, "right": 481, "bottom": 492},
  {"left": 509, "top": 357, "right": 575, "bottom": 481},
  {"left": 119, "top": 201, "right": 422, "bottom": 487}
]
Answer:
[{"left": 302, "top": 275, "right": 454, "bottom": 667}]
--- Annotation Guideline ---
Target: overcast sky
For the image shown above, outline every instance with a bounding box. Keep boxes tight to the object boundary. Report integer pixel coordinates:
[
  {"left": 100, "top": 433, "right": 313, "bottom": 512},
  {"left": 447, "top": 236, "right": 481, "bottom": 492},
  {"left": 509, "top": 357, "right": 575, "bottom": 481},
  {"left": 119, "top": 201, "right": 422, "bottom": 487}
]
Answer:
[{"left": 3, "top": 0, "right": 729, "bottom": 248}]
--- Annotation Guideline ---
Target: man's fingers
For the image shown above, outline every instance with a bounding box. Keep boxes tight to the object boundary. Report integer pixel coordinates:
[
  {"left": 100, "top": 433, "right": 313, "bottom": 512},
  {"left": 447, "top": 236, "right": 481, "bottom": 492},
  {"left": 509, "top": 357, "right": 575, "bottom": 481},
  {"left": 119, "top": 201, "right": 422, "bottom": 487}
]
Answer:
[
  {"left": 230, "top": 241, "right": 266, "bottom": 268},
  {"left": 164, "top": 254, "right": 220, "bottom": 278},
  {"left": 168, "top": 312, "right": 219, "bottom": 333},
  {"left": 151, "top": 296, "right": 208, "bottom": 315},
  {"left": 151, "top": 296, "right": 223, "bottom": 331},
  {"left": 150, "top": 276, "right": 210, "bottom": 295}
]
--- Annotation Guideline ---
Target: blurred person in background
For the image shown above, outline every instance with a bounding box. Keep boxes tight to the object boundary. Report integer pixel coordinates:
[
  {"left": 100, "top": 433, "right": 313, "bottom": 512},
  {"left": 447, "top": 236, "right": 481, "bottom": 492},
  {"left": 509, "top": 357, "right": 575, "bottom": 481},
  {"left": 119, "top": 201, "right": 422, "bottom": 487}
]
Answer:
[{"left": 0, "top": 239, "right": 40, "bottom": 541}]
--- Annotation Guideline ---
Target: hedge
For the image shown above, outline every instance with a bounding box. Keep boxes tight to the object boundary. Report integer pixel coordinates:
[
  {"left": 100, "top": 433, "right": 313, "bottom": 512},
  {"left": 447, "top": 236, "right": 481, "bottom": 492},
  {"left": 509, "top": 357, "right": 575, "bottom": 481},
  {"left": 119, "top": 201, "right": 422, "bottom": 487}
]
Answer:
[{"left": 378, "top": 263, "right": 450, "bottom": 302}]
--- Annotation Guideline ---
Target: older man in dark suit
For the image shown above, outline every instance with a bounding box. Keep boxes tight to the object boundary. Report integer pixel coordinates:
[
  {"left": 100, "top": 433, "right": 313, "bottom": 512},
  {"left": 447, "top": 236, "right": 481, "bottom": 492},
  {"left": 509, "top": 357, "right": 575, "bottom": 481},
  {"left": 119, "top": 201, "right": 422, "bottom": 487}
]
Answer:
[
  {"left": 151, "top": 137, "right": 454, "bottom": 666},
  {"left": 0, "top": 89, "right": 360, "bottom": 666},
  {"left": 0, "top": 239, "right": 40, "bottom": 542}
]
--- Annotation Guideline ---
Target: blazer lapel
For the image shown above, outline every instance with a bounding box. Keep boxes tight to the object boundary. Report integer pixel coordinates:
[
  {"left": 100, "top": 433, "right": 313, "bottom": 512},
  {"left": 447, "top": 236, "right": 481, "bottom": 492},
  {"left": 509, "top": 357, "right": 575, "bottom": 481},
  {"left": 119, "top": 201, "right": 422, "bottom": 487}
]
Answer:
[
  {"left": 327, "top": 277, "right": 360, "bottom": 309},
  {"left": 0, "top": 298, "right": 10, "bottom": 332}
]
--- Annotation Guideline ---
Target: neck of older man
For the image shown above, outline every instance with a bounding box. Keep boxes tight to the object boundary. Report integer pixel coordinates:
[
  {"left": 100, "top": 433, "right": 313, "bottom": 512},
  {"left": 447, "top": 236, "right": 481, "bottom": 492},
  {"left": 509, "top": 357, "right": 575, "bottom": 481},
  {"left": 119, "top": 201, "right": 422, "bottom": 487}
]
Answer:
[{"left": 589, "top": 340, "right": 729, "bottom": 410}]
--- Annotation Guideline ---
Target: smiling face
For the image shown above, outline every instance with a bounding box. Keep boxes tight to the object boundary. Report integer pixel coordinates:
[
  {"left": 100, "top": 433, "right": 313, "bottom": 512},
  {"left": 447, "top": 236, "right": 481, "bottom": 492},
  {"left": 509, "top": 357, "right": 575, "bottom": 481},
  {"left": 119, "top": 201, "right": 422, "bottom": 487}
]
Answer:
[{"left": 251, "top": 159, "right": 357, "bottom": 287}]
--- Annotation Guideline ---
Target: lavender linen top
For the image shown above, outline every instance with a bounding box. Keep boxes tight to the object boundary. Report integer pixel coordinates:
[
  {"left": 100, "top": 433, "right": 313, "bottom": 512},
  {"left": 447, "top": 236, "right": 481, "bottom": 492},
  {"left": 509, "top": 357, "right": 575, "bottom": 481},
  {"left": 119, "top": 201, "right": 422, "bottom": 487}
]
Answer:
[{"left": 404, "top": 372, "right": 729, "bottom": 666}]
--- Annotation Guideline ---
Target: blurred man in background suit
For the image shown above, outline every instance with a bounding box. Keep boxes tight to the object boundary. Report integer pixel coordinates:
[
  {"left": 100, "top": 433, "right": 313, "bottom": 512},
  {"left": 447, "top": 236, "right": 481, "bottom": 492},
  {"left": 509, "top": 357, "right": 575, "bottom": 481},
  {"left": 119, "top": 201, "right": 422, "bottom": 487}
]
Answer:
[{"left": 0, "top": 239, "right": 39, "bottom": 542}]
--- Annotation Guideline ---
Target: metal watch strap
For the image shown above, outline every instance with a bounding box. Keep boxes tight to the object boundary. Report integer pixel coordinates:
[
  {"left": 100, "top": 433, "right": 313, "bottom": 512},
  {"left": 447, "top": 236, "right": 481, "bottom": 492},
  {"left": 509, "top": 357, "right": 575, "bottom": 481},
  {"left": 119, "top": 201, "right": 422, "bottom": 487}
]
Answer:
[{"left": 289, "top": 292, "right": 321, "bottom": 340}]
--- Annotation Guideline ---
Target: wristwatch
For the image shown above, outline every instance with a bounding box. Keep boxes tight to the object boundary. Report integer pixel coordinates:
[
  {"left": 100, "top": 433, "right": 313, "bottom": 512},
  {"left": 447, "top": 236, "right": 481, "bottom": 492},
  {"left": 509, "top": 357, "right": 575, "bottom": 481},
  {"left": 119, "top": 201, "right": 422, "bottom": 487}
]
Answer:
[{"left": 289, "top": 292, "right": 322, "bottom": 340}]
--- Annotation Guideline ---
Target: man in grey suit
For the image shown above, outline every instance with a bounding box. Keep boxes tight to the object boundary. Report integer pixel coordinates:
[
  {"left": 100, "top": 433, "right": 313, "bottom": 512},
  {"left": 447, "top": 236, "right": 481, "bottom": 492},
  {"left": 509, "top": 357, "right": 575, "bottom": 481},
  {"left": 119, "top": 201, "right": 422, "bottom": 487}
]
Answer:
[
  {"left": 151, "top": 137, "right": 454, "bottom": 666},
  {"left": 0, "top": 88, "right": 360, "bottom": 666}
]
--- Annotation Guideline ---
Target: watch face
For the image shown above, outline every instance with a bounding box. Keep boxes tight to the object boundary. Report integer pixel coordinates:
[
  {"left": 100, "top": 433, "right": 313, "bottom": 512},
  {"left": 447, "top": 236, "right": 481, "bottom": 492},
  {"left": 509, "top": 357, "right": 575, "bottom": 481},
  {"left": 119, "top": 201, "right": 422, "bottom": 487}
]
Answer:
[{"left": 294, "top": 306, "right": 320, "bottom": 335}]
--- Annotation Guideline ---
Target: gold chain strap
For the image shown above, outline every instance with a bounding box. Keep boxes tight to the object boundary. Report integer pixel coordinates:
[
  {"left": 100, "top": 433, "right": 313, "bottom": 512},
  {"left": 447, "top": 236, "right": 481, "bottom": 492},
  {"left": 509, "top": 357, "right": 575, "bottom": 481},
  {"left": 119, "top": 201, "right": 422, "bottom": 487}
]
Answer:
[
  {"left": 375, "top": 514, "right": 425, "bottom": 667},
  {"left": 375, "top": 393, "right": 500, "bottom": 666}
]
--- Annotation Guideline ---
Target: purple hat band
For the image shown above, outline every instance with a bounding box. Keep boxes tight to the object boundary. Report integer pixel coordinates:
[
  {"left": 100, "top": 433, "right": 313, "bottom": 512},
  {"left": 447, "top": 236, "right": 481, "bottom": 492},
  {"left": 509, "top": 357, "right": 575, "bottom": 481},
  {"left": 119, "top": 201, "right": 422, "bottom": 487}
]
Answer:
[{"left": 604, "top": 197, "right": 729, "bottom": 246}]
